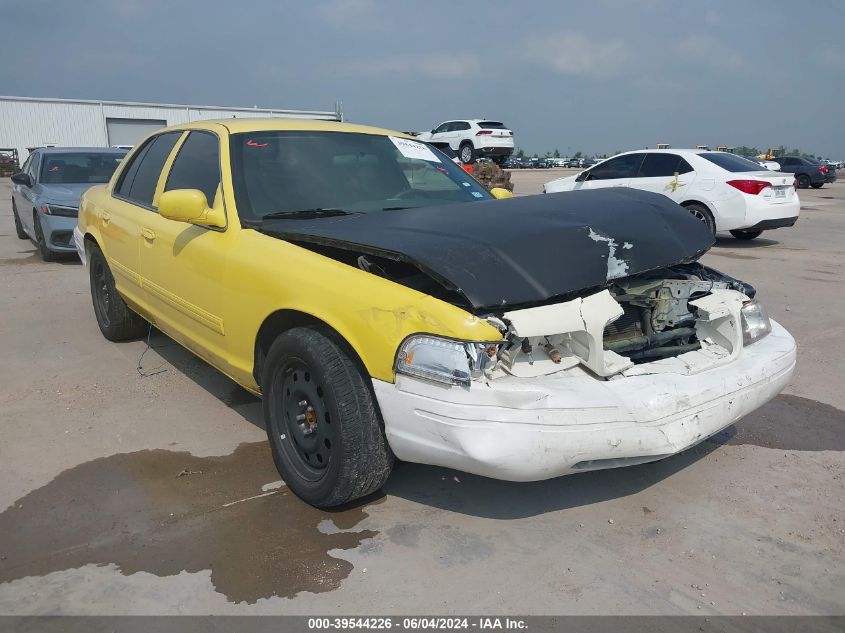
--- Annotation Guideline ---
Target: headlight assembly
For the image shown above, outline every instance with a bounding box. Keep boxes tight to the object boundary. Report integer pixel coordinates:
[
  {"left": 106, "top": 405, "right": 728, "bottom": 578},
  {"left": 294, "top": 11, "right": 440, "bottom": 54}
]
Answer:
[
  {"left": 740, "top": 300, "right": 771, "bottom": 346},
  {"left": 395, "top": 335, "right": 500, "bottom": 387},
  {"left": 42, "top": 204, "right": 78, "bottom": 217}
]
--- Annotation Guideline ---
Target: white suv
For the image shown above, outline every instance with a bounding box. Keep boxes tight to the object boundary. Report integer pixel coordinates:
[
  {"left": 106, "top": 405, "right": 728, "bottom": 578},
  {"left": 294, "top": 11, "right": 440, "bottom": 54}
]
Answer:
[
  {"left": 417, "top": 119, "right": 514, "bottom": 165},
  {"left": 544, "top": 149, "right": 799, "bottom": 240}
]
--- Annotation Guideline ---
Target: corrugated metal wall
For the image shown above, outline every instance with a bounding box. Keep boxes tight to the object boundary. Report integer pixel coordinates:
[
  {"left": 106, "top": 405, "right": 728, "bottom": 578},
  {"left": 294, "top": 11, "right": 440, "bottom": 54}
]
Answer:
[{"left": 0, "top": 97, "right": 341, "bottom": 164}]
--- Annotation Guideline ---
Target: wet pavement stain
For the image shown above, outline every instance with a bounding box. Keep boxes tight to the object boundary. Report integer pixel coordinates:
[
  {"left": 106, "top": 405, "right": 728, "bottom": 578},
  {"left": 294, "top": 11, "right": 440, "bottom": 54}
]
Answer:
[
  {"left": 714, "top": 394, "right": 845, "bottom": 451},
  {"left": 0, "top": 442, "right": 380, "bottom": 603}
]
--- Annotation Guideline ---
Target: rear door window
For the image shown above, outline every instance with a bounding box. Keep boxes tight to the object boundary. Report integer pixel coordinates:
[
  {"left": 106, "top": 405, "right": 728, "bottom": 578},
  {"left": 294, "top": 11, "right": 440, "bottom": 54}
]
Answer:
[
  {"left": 587, "top": 153, "right": 644, "bottom": 180},
  {"left": 637, "top": 153, "right": 694, "bottom": 177},
  {"left": 164, "top": 131, "right": 221, "bottom": 205},
  {"left": 115, "top": 132, "right": 180, "bottom": 208}
]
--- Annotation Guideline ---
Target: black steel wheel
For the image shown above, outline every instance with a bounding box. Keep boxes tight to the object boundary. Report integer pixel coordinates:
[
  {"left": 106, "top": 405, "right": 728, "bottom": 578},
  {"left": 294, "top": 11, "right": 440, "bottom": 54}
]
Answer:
[
  {"left": 88, "top": 244, "right": 147, "bottom": 341},
  {"left": 277, "top": 358, "right": 336, "bottom": 480},
  {"left": 262, "top": 327, "right": 393, "bottom": 507},
  {"left": 796, "top": 174, "right": 810, "bottom": 189}
]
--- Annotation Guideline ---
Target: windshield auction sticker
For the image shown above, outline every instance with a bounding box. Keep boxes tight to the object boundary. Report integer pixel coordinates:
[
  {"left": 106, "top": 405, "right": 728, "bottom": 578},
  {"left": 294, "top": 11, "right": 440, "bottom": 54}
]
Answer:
[{"left": 389, "top": 136, "right": 441, "bottom": 163}]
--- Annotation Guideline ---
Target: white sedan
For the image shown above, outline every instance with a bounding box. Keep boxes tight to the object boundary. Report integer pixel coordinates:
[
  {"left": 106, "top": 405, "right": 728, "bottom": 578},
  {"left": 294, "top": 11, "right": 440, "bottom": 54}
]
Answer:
[{"left": 544, "top": 149, "right": 799, "bottom": 240}]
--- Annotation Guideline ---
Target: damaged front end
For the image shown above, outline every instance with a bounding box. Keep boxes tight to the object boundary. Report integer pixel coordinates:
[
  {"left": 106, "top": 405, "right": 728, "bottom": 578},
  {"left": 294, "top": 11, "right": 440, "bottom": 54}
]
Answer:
[{"left": 394, "top": 263, "right": 773, "bottom": 385}]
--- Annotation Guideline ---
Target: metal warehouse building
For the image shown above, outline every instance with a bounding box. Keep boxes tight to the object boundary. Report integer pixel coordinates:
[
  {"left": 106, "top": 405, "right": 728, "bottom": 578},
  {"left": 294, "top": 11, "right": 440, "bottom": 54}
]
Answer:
[{"left": 0, "top": 95, "right": 343, "bottom": 163}]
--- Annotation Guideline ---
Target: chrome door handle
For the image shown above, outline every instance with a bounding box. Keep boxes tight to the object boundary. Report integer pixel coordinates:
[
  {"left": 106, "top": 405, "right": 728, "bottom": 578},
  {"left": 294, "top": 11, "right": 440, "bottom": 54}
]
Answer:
[{"left": 141, "top": 228, "right": 156, "bottom": 241}]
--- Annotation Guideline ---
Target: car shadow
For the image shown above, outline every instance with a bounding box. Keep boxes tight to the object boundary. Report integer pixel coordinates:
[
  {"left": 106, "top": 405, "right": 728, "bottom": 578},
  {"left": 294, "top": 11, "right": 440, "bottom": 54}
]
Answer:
[
  {"left": 383, "top": 431, "right": 730, "bottom": 519},
  {"left": 140, "top": 327, "right": 742, "bottom": 518},
  {"left": 713, "top": 235, "right": 779, "bottom": 248},
  {"left": 141, "top": 327, "right": 266, "bottom": 431}
]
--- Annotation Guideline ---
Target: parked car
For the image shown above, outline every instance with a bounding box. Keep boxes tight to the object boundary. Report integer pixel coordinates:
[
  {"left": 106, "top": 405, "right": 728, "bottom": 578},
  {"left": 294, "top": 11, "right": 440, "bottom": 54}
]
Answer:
[
  {"left": 76, "top": 120, "right": 795, "bottom": 507},
  {"left": 10, "top": 147, "right": 127, "bottom": 260},
  {"left": 755, "top": 159, "right": 781, "bottom": 171},
  {"left": 416, "top": 119, "right": 514, "bottom": 165},
  {"left": 581, "top": 158, "right": 598, "bottom": 168},
  {"left": 775, "top": 156, "right": 836, "bottom": 189},
  {"left": 564, "top": 158, "right": 581, "bottom": 168},
  {"left": 545, "top": 149, "right": 799, "bottom": 240}
]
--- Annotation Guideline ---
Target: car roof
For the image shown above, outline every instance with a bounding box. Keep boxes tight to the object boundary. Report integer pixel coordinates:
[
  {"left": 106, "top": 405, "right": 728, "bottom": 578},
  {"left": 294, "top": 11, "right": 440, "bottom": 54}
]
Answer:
[
  {"left": 614, "top": 148, "right": 709, "bottom": 156},
  {"left": 167, "top": 118, "right": 412, "bottom": 139},
  {"left": 35, "top": 146, "right": 128, "bottom": 154}
]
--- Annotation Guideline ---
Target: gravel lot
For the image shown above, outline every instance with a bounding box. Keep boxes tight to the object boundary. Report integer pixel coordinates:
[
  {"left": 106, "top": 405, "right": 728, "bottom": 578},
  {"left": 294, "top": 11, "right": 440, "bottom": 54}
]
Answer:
[{"left": 0, "top": 173, "right": 843, "bottom": 615}]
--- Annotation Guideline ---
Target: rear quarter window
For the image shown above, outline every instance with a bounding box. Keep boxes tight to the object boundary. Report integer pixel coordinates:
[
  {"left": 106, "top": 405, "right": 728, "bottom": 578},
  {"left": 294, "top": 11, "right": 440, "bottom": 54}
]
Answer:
[{"left": 699, "top": 152, "right": 763, "bottom": 173}]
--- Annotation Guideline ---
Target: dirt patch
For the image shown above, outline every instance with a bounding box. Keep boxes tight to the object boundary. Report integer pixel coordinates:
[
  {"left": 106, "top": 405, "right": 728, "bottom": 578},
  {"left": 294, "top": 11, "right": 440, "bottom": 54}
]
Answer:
[
  {"left": 716, "top": 394, "right": 845, "bottom": 451},
  {"left": 0, "top": 442, "right": 379, "bottom": 603}
]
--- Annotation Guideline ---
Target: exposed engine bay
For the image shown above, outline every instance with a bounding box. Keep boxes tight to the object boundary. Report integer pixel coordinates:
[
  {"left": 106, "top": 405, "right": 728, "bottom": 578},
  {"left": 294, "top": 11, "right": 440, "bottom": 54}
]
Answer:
[
  {"left": 474, "top": 263, "right": 756, "bottom": 381},
  {"left": 601, "top": 263, "right": 754, "bottom": 363}
]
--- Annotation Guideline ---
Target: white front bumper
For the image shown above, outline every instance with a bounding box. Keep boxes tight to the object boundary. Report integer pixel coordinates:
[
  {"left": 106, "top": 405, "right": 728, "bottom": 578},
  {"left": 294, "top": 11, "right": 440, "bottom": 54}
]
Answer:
[{"left": 374, "top": 321, "right": 795, "bottom": 481}]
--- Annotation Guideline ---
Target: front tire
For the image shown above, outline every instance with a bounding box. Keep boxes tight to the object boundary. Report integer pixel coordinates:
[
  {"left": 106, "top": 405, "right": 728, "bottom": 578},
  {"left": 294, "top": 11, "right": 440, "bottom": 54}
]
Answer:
[
  {"left": 730, "top": 229, "right": 763, "bottom": 240},
  {"left": 12, "top": 199, "right": 27, "bottom": 239},
  {"left": 32, "top": 211, "right": 57, "bottom": 261},
  {"left": 796, "top": 174, "right": 810, "bottom": 189},
  {"left": 262, "top": 327, "right": 393, "bottom": 508},
  {"left": 459, "top": 142, "right": 475, "bottom": 165},
  {"left": 88, "top": 244, "right": 148, "bottom": 341},
  {"left": 683, "top": 202, "right": 716, "bottom": 236}
]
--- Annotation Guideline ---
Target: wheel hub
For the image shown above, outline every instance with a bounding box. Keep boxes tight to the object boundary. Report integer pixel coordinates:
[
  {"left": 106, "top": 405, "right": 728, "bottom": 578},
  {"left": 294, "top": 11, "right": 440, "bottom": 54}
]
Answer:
[{"left": 278, "top": 362, "right": 332, "bottom": 474}]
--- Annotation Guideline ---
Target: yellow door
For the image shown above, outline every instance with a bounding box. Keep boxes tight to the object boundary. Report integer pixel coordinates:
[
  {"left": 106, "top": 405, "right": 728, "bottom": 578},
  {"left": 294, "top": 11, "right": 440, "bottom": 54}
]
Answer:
[
  {"left": 104, "top": 131, "right": 182, "bottom": 313},
  {"left": 137, "top": 130, "right": 234, "bottom": 372}
]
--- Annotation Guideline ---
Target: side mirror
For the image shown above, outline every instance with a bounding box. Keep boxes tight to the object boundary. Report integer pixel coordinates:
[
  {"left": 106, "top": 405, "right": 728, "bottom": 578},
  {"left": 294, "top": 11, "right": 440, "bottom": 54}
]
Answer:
[
  {"left": 431, "top": 129, "right": 437, "bottom": 134},
  {"left": 490, "top": 187, "right": 513, "bottom": 200},
  {"left": 11, "top": 172, "right": 32, "bottom": 187},
  {"left": 575, "top": 171, "right": 588, "bottom": 182},
  {"left": 159, "top": 189, "right": 225, "bottom": 228}
]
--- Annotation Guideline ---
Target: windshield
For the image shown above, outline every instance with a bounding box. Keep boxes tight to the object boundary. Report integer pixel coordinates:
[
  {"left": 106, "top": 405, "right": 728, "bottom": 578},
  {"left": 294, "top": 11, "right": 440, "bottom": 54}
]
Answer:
[
  {"left": 230, "top": 131, "right": 492, "bottom": 220},
  {"left": 39, "top": 152, "right": 126, "bottom": 184},
  {"left": 699, "top": 152, "right": 765, "bottom": 173}
]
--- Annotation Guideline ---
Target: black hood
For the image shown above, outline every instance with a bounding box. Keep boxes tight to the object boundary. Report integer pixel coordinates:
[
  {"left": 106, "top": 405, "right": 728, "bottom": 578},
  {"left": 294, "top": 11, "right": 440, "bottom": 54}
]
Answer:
[{"left": 257, "top": 188, "right": 715, "bottom": 311}]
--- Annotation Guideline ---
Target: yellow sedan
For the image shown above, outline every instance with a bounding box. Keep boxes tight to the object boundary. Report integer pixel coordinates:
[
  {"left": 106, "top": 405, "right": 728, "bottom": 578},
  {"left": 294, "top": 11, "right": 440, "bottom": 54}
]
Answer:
[{"left": 75, "top": 119, "right": 794, "bottom": 508}]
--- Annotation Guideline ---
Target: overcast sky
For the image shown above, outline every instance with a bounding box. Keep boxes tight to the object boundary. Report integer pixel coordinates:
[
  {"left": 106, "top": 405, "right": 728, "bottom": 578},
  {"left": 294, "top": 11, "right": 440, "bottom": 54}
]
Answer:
[{"left": 4, "top": 0, "right": 844, "bottom": 157}]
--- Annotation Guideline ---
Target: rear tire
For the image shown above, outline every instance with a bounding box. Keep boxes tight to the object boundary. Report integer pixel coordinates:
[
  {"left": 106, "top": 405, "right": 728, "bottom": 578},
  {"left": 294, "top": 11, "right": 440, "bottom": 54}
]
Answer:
[
  {"left": 730, "top": 229, "right": 763, "bottom": 240},
  {"left": 683, "top": 202, "right": 716, "bottom": 236},
  {"left": 12, "top": 199, "right": 27, "bottom": 239},
  {"left": 796, "top": 174, "right": 810, "bottom": 189},
  {"left": 459, "top": 142, "right": 475, "bottom": 165},
  {"left": 32, "top": 211, "right": 57, "bottom": 261},
  {"left": 811, "top": 183, "right": 823, "bottom": 189},
  {"left": 88, "top": 244, "right": 148, "bottom": 341},
  {"left": 262, "top": 327, "right": 393, "bottom": 508}
]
